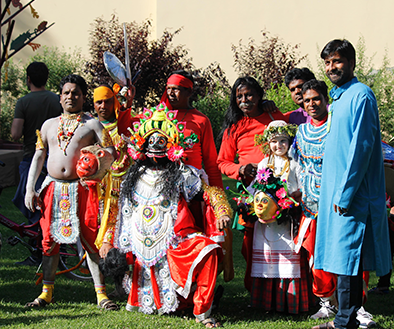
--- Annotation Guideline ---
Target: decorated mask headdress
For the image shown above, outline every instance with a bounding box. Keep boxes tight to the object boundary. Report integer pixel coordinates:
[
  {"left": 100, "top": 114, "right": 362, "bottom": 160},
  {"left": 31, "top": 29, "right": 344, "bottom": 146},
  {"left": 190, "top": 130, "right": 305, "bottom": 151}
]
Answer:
[
  {"left": 124, "top": 102, "right": 199, "bottom": 162},
  {"left": 254, "top": 120, "right": 298, "bottom": 155},
  {"left": 231, "top": 167, "right": 299, "bottom": 225}
]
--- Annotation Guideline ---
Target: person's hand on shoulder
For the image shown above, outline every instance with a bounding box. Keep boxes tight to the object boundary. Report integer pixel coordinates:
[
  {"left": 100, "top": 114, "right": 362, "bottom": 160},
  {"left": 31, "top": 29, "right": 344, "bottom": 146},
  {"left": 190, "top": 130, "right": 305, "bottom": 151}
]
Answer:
[{"left": 262, "top": 100, "right": 278, "bottom": 113}]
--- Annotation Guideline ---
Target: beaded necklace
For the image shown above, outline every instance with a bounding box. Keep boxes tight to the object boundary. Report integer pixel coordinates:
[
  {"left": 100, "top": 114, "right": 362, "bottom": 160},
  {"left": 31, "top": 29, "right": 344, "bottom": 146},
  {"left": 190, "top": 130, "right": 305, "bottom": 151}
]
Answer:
[
  {"left": 57, "top": 111, "right": 83, "bottom": 155},
  {"left": 267, "top": 155, "right": 290, "bottom": 181}
]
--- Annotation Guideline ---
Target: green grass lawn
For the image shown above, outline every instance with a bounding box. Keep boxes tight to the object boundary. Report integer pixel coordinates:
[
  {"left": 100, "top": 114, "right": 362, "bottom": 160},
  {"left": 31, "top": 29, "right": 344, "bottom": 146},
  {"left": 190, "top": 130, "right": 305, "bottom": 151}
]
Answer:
[{"left": 0, "top": 181, "right": 393, "bottom": 329}]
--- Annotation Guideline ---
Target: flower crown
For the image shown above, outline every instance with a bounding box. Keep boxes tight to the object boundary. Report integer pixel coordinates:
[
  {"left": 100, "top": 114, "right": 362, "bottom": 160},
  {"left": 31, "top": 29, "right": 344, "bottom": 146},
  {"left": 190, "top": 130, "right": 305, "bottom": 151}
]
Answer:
[
  {"left": 125, "top": 102, "right": 199, "bottom": 162},
  {"left": 254, "top": 122, "right": 298, "bottom": 155}
]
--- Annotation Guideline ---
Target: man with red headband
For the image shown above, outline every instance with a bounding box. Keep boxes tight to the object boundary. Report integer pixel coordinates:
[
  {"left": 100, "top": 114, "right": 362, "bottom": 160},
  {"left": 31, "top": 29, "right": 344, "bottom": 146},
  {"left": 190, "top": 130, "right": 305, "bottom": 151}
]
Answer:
[{"left": 119, "top": 70, "right": 222, "bottom": 188}]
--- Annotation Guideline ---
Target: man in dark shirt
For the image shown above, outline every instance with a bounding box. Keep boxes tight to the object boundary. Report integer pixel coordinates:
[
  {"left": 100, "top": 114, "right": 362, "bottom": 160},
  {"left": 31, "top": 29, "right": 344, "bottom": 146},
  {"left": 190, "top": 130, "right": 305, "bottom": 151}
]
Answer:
[
  {"left": 11, "top": 61, "right": 62, "bottom": 266},
  {"left": 284, "top": 67, "right": 316, "bottom": 125}
]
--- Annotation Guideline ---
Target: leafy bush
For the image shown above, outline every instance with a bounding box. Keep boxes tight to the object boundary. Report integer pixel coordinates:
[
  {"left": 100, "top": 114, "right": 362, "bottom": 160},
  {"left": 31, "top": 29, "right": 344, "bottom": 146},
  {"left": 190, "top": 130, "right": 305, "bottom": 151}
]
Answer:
[
  {"left": 193, "top": 84, "right": 230, "bottom": 146},
  {"left": 0, "top": 47, "right": 85, "bottom": 141},
  {"left": 85, "top": 16, "right": 230, "bottom": 112},
  {"left": 27, "top": 46, "right": 85, "bottom": 93},
  {"left": 232, "top": 30, "right": 307, "bottom": 91},
  {"left": 264, "top": 82, "right": 299, "bottom": 114},
  {"left": 316, "top": 36, "right": 394, "bottom": 144},
  {"left": 85, "top": 17, "right": 193, "bottom": 110},
  {"left": 352, "top": 37, "right": 394, "bottom": 144}
]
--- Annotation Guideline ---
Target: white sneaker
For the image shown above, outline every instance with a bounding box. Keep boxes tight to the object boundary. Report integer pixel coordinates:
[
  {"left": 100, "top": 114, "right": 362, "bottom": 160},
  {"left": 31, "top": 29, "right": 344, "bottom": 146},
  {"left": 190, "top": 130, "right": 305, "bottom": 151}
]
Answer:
[
  {"left": 357, "top": 307, "right": 376, "bottom": 328},
  {"left": 310, "top": 300, "right": 338, "bottom": 320}
]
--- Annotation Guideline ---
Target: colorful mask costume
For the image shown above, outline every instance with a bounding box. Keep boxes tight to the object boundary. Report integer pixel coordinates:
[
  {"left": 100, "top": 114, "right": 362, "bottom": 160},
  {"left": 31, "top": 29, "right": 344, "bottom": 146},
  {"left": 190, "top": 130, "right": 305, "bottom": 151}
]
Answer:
[{"left": 107, "top": 103, "right": 232, "bottom": 321}]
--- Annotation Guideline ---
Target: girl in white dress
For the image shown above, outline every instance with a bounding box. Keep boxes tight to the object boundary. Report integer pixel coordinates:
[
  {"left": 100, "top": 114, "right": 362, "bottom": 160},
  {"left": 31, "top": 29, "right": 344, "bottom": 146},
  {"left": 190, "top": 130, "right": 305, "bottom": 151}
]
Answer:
[{"left": 245, "top": 120, "right": 314, "bottom": 314}]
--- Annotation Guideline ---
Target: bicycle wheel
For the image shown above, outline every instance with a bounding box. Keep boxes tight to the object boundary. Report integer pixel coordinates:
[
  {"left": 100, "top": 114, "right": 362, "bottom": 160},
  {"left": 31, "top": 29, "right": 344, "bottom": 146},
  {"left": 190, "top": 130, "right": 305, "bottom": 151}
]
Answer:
[{"left": 58, "top": 241, "right": 92, "bottom": 281}]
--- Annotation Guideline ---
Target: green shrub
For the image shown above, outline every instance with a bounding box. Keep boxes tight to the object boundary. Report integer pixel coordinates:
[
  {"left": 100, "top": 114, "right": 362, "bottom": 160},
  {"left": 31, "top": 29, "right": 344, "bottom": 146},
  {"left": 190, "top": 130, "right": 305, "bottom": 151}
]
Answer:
[
  {"left": 193, "top": 85, "right": 230, "bottom": 145},
  {"left": 0, "top": 47, "right": 85, "bottom": 141},
  {"left": 264, "top": 82, "right": 299, "bottom": 114},
  {"left": 316, "top": 36, "right": 394, "bottom": 144},
  {"left": 27, "top": 45, "right": 85, "bottom": 94}
]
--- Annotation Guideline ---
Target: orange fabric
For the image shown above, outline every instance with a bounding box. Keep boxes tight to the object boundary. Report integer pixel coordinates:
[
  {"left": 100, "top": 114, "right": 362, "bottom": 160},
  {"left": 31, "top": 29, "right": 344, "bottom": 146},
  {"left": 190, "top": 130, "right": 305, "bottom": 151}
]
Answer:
[
  {"left": 128, "top": 260, "right": 142, "bottom": 307},
  {"left": 174, "top": 195, "right": 202, "bottom": 238},
  {"left": 40, "top": 181, "right": 99, "bottom": 256},
  {"left": 217, "top": 111, "right": 287, "bottom": 181},
  {"left": 311, "top": 266, "right": 337, "bottom": 298},
  {"left": 93, "top": 86, "right": 121, "bottom": 118},
  {"left": 150, "top": 266, "right": 163, "bottom": 310}
]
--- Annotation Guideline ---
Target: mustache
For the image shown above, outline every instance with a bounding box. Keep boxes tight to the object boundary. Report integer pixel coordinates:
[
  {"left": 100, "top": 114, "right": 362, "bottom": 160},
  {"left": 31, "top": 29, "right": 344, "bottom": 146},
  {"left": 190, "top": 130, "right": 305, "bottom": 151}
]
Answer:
[
  {"left": 239, "top": 101, "right": 255, "bottom": 108},
  {"left": 328, "top": 69, "right": 342, "bottom": 75}
]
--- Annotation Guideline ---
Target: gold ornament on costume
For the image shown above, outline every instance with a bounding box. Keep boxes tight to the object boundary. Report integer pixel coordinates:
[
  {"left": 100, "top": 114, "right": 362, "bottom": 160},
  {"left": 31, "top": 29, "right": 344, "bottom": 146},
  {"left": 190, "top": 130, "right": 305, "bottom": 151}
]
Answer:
[
  {"left": 101, "top": 128, "right": 114, "bottom": 148},
  {"left": 203, "top": 181, "right": 233, "bottom": 220},
  {"left": 35, "top": 129, "right": 45, "bottom": 150}
]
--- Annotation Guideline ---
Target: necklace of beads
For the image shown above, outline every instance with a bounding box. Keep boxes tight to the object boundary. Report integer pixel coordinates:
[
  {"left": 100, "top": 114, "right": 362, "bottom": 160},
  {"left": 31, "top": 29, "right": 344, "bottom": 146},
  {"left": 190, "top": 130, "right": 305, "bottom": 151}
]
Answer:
[
  {"left": 57, "top": 111, "right": 83, "bottom": 155},
  {"left": 267, "top": 155, "right": 290, "bottom": 181}
]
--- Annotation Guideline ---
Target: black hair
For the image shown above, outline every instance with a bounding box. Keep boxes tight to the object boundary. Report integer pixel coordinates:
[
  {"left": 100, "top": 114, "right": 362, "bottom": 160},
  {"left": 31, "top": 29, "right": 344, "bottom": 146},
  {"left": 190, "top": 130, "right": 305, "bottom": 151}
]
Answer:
[
  {"left": 320, "top": 39, "right": 356, "bottom": 68},
  {"left": 216, "top": 76, "right": 264, "bottom": 144},
  {"left": 284, "top": 67, "right": 316, "bottom": 87},
  {"left": 26, "top": 62, "right": 49, "bottom": 87},
  {"left": 59, "top": 74, "right": 88, "bottom": 96},
  {"left": 168, "top": 70, "right": 194, "bottom": 87},
  {"left": 99, "top": 248, "right": 129, "bottom": 296},
  {"left": 301, "top": 79, "right": 328, "bottom": 99},
  {"left": 121, "top": 137, "right": 184, "bottom": 203}
]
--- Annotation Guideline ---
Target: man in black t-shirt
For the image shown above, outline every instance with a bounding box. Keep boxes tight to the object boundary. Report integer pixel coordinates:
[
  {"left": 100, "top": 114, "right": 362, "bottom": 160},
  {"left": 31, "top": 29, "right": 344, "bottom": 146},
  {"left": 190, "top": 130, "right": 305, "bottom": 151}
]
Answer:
[{"left": 11, "top": 62, "right": 62, "bottom": 266}]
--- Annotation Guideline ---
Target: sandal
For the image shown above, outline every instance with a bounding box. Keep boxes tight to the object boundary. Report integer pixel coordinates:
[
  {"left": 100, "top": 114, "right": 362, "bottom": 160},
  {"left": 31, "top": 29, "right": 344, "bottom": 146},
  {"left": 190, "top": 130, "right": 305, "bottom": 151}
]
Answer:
[
  {"left": 98, "top": 298, "right": 119, "bottom": 311},
  {"left": 311, "top": 321, "right": 337, "bottom": 329},
  {"left": 25, "top": 297, "right": 54, "bottom": 308},
  {"left": 197, "top": 317, "right": 222, "bottom": 328}
]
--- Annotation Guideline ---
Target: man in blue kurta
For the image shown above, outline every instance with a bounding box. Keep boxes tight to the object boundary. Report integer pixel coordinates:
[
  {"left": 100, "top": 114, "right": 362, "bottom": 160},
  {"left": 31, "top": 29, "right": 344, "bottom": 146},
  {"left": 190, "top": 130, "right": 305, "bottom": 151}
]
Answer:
[{"left": 313, "top": 39, "right": 391, "bottom": 329}]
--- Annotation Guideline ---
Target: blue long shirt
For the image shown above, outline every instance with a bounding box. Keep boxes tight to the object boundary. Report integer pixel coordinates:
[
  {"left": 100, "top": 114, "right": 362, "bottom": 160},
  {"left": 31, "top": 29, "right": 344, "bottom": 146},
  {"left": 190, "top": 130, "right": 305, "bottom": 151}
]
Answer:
[{"left": 315, "top": 77, "right": 391, "bottom": 277}]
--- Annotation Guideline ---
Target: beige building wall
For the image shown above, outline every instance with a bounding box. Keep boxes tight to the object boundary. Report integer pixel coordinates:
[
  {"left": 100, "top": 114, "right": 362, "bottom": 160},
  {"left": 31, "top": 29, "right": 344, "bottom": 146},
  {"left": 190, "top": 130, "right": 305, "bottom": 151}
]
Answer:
[{"left": 2, "top": 0, "right": 394, "bottom": 83}]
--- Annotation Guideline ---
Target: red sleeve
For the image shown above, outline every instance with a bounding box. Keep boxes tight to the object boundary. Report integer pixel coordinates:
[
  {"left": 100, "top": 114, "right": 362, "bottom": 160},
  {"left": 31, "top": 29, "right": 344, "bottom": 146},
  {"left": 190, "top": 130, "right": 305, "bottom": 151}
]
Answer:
[
  {"left": 117, "top": 108, "right": 142, "bottom": 136},
  {"left": 282, "top": 110, "right": 291, "bottom": 122},
  {"left": 217, "top": 129, "right": 242, "bottom": 180},
  {"left": 200, "top": 116, "right": 223, "bottom": 188}
]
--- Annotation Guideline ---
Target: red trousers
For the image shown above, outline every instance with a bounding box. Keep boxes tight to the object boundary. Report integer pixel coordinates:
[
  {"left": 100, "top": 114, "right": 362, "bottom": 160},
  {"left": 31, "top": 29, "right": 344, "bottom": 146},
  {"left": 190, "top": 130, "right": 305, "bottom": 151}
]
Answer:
[
  {"left": 298, "top": 214, "right": 369, "bottom": 301},
  {"left": 40, "top": 181, "right": 99, "bottom": 256}
]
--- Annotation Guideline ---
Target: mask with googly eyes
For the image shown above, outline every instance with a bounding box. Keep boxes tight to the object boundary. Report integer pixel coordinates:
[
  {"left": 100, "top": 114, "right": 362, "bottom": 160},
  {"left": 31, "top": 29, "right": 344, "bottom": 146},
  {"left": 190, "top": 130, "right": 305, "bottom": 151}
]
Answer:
[
  {"left": 145, "top": 132, "right": 168, "bottom": 158},
  {"left": 254, "top": 191, "right": 279, "bottom": 224}
]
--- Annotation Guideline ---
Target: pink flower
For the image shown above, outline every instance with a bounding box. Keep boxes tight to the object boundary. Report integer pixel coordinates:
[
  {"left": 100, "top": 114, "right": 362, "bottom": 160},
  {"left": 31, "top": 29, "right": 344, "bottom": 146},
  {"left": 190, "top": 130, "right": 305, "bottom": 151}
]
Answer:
[
  {"left": 167, "top": 145, "right": 184, "bottom": 162},
  {"left": 278, "top": 198, "right": 293, "bottom": 209},
  {"left": 156, "top": 102, "right": 167, "bottom": 111},
  {"left": 127, "top": 147, "right": 146, "bottom": 161},
  {"left": 276, "top": 187, "right": 287, "bottom": 199},
  {"left": 256, "top": 168, "right": 271, "bottom": 182}
]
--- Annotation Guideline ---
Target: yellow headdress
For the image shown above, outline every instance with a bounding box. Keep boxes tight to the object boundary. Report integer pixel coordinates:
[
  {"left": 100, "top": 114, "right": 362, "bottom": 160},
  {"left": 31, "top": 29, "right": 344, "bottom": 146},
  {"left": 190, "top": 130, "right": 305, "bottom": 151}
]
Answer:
[{"left": 125, "top": 102, "right": 198, "bottom": 162}]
